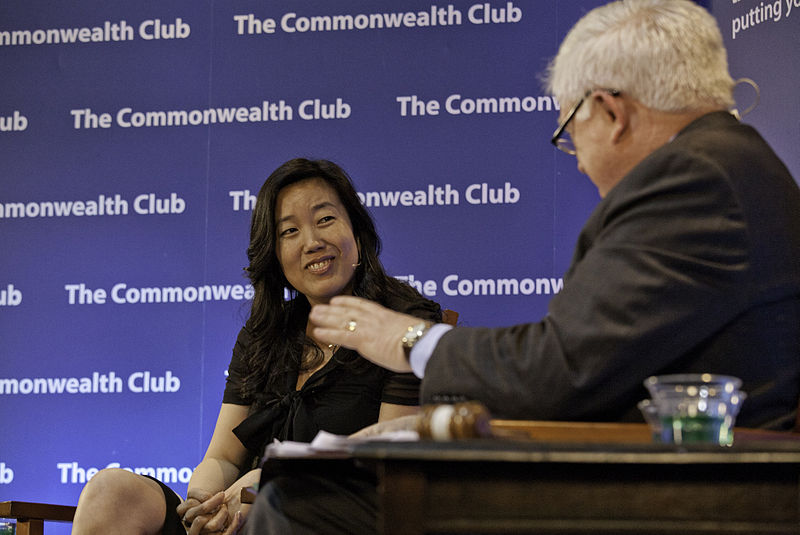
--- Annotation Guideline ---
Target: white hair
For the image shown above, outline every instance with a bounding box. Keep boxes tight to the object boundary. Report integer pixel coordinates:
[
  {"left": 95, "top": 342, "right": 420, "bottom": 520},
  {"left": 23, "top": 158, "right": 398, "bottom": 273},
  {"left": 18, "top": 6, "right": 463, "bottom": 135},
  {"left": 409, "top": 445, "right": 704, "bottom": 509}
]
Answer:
[{"left": 545, "top": 0, "right": 735, "bottom": 112}]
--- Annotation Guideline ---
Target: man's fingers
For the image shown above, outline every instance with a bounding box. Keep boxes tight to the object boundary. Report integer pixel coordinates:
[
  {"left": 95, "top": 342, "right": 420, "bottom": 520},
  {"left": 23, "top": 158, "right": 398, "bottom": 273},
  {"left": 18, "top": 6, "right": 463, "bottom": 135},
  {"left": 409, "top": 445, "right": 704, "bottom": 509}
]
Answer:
[
  {"left": 310, "top": 295, "right": 420, "bottom": 373},
  {"left": 310, "top": 326, "right": 350, "bottom": 348},
  {"left": 308, "top": 303, "right": 347, "bottom": 330}
]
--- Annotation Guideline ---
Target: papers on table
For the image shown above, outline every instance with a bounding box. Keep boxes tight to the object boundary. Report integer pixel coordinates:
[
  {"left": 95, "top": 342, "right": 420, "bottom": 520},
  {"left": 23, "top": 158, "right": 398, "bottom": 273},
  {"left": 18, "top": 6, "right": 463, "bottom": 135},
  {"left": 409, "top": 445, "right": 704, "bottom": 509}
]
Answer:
[{"left": 263, "top": 429, "right": 419, "bottom": 459}]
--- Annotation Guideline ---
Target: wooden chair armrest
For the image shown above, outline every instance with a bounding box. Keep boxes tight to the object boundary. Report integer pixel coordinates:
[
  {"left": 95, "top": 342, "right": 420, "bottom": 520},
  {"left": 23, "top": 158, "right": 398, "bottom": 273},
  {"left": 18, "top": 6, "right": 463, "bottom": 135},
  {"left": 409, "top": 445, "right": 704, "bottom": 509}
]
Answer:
[
  {"left": 0, "top": 501, "right": 76, "bottom": 522},
  {"left": 0, "top": 501, "right": 76, "bottom": 535},
  {"left": 241, "top": 485, "right": 257, "bottom": 504}
]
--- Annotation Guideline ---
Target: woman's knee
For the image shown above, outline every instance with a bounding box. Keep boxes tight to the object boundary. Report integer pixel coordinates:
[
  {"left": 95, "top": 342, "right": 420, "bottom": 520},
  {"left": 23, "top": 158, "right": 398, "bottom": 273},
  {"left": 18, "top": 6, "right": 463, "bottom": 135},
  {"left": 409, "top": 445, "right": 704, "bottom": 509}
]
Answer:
[
  {"left": 74, "top": 468, "right": 166, "bottom": 533},
  {"left": 77, "top": 467, "right": 166, "bottom": 516},
  {"left": 78, "top": 468, "right": 143, "bottom": 504}
]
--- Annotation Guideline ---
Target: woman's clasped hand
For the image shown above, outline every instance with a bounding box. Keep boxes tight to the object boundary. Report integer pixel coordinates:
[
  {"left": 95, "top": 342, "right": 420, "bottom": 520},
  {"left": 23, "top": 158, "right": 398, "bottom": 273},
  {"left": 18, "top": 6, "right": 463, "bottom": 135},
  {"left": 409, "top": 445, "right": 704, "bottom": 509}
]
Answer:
[{"left": 177, "top": 488, "right": 246, "bottom": 535}]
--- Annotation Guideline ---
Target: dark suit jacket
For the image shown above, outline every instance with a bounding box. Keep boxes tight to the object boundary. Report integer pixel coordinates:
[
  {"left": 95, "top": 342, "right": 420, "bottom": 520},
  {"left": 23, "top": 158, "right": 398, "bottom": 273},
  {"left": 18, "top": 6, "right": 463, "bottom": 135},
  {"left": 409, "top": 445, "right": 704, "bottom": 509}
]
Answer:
[{"left": 422, "top": 112, "right": 800, "bottom": 429}]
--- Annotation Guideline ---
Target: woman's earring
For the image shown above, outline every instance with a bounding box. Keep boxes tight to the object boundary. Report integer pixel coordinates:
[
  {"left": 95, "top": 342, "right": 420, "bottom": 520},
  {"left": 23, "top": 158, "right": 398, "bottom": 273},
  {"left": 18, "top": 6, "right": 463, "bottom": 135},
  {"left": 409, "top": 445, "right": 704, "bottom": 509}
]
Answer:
[{"left": 353, "top": 239, "right": 362, "bottom": 268}]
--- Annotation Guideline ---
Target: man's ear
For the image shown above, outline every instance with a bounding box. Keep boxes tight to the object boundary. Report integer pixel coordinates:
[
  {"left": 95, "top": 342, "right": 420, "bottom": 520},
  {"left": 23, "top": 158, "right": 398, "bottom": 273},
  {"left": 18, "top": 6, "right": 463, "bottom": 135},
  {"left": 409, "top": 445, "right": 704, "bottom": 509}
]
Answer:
[{"left": 595, "top": 92, "right": 628, "bottom": 144}]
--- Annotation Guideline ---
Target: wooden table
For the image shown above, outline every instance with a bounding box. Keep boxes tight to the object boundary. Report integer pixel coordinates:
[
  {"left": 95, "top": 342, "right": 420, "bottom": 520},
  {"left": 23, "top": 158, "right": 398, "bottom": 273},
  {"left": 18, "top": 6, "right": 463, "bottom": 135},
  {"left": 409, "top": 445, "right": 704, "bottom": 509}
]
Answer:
[
  {"left": 347, "top": 422, "right": 800, "bottom": 535},
  {"left": 4, "top": 422, "right": 799, "bottom": 534}
]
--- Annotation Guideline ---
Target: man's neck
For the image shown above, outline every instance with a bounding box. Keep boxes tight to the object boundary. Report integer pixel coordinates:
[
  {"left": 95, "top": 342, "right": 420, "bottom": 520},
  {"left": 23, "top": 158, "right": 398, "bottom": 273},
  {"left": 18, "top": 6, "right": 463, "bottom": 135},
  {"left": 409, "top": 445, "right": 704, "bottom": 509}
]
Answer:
[
  {"left": 598, "top": 105, "right": 723, "bottom": 197},
  {"left": 637, "top": 106, "right": 722, "bottom": 151}
]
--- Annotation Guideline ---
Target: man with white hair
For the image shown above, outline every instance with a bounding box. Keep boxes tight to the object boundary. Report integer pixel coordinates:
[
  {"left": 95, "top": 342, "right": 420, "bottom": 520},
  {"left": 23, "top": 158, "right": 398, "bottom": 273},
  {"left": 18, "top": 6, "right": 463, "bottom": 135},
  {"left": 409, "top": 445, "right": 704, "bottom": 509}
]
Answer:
[
  {"left": 313, "top": 0, "right": 800, "bottom": 434},
  {"left": 246, "top": 1, "right": 800, "bottom": 532}
]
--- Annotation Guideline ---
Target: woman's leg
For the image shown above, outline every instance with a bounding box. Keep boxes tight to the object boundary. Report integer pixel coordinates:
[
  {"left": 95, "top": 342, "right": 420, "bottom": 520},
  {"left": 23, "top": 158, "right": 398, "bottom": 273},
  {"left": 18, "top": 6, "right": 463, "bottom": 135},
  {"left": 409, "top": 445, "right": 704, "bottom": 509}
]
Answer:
[
  {"left": 72, "top": 468, "right": 170, "bottom": 535},
  {"left": 244, "top": 470, "right": 378, "bottom": 535}
]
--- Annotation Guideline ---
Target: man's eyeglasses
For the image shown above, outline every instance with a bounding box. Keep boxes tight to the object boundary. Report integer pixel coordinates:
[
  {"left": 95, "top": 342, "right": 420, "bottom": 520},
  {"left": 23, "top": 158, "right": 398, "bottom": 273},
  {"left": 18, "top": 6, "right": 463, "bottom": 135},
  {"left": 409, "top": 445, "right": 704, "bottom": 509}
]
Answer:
[{"left": 551, "top": 89, "right": 621, "bottom": 155}]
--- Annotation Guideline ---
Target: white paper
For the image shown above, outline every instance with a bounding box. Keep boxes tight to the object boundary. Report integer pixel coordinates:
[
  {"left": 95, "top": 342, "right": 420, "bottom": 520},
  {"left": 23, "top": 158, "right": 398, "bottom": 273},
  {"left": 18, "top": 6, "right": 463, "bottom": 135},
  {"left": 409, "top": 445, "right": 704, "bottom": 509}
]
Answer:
[{"left": 264, "top": 429, "right": 419, "bottom": 459}]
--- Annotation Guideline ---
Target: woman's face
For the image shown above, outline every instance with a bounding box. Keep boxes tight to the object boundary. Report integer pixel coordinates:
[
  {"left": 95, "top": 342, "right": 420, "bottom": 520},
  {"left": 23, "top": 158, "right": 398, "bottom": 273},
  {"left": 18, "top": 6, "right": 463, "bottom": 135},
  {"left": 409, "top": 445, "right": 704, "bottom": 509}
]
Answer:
[{"left": 275, "top": 178, "right": 359, "bottom": 307}]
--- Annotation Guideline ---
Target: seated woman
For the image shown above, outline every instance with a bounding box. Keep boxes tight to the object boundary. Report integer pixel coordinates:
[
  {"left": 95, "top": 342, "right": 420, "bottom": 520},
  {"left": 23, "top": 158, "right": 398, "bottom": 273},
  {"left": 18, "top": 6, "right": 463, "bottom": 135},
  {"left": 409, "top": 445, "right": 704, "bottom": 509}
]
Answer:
[{"left": 71, "top": 158, "right": 442, "bottom": 535}]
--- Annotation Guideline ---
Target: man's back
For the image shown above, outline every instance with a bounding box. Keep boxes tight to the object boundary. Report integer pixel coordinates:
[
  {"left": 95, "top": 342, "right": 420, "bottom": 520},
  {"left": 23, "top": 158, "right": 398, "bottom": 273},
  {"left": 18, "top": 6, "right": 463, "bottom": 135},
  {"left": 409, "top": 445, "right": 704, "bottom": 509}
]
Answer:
[{"left": 594, "top": 111, "right": 800, "bottom": 428}]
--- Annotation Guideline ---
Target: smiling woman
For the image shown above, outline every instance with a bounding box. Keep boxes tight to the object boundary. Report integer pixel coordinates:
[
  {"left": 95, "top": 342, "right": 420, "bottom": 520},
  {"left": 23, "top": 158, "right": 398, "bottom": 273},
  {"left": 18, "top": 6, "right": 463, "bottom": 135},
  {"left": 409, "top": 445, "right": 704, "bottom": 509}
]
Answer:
[
  {"left": 274, "top": 178, "right": 360, "bottom": 307},
  {"left": 71, "top": 158, "right": 443, "bottom": 535}
]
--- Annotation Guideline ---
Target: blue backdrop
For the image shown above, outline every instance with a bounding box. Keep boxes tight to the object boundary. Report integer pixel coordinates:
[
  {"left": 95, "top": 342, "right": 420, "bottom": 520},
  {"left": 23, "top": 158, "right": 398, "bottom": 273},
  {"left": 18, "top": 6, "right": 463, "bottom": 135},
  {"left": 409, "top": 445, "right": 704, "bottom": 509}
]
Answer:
[{"left": 1, "top": 1, "right": 798, "bottom": 531}]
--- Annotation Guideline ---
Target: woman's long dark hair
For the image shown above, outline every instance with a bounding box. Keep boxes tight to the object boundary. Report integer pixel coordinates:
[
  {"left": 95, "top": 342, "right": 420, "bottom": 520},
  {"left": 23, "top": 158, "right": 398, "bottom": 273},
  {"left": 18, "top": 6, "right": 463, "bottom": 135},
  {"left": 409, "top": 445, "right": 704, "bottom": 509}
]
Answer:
[{"left": 240, "top": 158, "right": 426, "bottom": 409}]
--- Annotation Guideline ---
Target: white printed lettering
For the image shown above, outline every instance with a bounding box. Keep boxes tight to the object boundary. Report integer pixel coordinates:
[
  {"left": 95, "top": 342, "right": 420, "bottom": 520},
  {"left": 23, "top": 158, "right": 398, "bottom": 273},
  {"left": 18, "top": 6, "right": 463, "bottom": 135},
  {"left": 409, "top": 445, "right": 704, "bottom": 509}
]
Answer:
[
  {"left": 394, "top": 275, "right": 438, "bottom": 297},
  {"left": 298, "top": 99, "right": 351, "bottom": 120},
  {"left": 357, "top": 184, "right": 459, "bottom": 207},
  {"left": 71, "top": 109, "right": 112, "bottom": 129},
  {"left": 59, "top": 462, "right": 193, "bottom": 484},
  {"left": 127, "top": 371, "right": 181, "bottom": 393},
  {"left": 0, "top": 111, "right": 28, "bottom": 131},
  {"left": 443, "top": 274, "right": 563, "bottom": 296},
  {"left": 465, "top": 182, "right": 520, "bottom": 204},
  {"left": 445, "top": 94, "right": 554, "bottom": 115},
  {"left": 0, "top": 372, "right": 123, "bottom": 395},
  {"left": 0, "top": 284, "right": 22, "bottom": 306},
  {"left": 0, "top": 195, "right": 134, "bottom": 219},
  {"left": 0, "top": 462, "right": 13, "bottom": 484},
  {"left": 139, "top": 18, "right": 190, "bottom": 40},
  {"left": 731, "top": 0, "right": 788, "bottom": 39},
  {"left": 229, "top": 190, "right": 257, "bottom": 211},
  {"left": 0, "top": 20, "right": 134, "bottom": 47},
  {"left": 133, "top": 193, "right": 186, "bottom": 215},
  {"left": 468, "top": 2, "right": 522, "bottom": 24},
  {"left": 233, "top": 14, "right": 277, "bottom": 34},
  {"left": 396, "top": 95, "right": 440, "bottom": 116}
]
